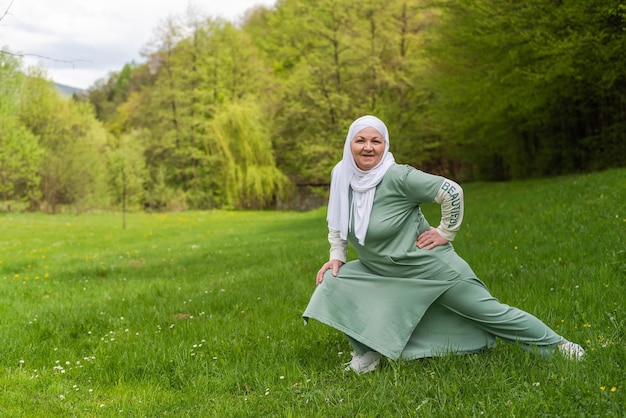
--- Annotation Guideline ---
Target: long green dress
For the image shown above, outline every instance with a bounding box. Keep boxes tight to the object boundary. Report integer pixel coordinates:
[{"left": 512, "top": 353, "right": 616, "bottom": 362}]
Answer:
[{"left": 303, "top": 164, "right": 563, "bottom": 361}]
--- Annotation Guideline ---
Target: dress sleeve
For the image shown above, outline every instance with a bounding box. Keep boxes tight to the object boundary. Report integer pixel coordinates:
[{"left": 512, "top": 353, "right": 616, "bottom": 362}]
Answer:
[
  {"left": 403, "top": 166, "right": 464, "bottom": 241},
  {"left": 433, "top": 179, "right": 464, "bottom": 241},
  {"left": 328, "top": 228, "right": 347, "bottom": 262}
]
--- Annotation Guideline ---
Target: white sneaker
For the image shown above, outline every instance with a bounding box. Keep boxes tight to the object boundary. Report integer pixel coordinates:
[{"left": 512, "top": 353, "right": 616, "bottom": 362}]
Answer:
[
  {"left": 344, "top": 351, "right": 381, "bottom": 374},
  {"left": 558, "top": 341, "right": 585, "bottom": 360}
]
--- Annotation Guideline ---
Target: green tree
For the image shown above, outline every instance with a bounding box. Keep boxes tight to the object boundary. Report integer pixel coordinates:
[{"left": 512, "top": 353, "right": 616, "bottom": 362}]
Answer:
[
  {"left": 423, "top": 0, "right": 626, "bottom": 179},
  {"left": 0, "top": 119, "right": 42, "bottom": 211},
  {"left": 84, "top": 62, "right": 141, "bottom": 135},
  {"left": 247, "top": 0, "right": 435, "bottom": 183},
  {"left": 80, "top": 0, "right": 625, "bottom": 208},
  {"left": 0, "top": 54, "right": 43, "bottom": 211},
  {"left": 210, "top": 100, "right": 290, "bottom": 209},
  {"left": 19, "top": 68, "right": 110, "bottom": 212},
  {"left": 109, "top": 13, "right": 277, "bottom": 209},
  {"left": 258, "top": 0, "right": 364, "bottom": 184},
  {"left": 107, "top": 129, "right": 148, "bottom": 224}
]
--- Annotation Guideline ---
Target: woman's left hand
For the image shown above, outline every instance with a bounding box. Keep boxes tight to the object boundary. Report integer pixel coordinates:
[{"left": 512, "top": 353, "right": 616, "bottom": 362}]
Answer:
[{"left": 416, "top": 227, "right": 449, "bottom": 250}]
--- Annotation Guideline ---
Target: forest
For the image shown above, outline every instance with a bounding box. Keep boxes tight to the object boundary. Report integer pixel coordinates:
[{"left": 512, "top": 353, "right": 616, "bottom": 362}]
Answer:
[{"left": 1, "top": 0, "right": 624, "bottom": 212}]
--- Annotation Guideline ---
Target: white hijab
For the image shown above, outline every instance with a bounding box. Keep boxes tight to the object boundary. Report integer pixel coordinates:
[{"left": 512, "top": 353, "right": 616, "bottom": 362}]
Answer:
[{"left": 327, "top": 115, "right": 395, "bottom": 245}]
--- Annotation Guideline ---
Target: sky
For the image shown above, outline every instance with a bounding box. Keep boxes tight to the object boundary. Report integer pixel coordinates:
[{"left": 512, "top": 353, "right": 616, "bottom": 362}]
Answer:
[{"left": 0, "top": 0, "right": 276, "bottom": 90}]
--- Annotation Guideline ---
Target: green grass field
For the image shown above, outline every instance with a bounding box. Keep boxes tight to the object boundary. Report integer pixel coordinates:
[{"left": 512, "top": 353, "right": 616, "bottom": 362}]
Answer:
[{"left": 1, "top": 169, "right": 624, "bottom": 417}]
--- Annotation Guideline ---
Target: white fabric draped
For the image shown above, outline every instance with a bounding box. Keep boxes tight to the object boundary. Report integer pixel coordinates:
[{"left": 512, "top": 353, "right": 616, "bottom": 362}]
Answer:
[{"left": 327, "top": 115, "right": 395, "bottom": 245}]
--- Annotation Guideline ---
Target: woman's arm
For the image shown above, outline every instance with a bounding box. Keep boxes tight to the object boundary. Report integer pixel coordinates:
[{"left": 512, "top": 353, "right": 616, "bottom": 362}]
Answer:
[
  {"left": 316, "top": 228, "right": 346, "bottom": 285},
  {"left": 328, "top": 228, "right": 347, "bottom": 262},
  {"left": 433, "top": 179, "right": 464, "bottom": 241},
  {"left": 416, "top": 179, "right": 464, "bottom": 250}
]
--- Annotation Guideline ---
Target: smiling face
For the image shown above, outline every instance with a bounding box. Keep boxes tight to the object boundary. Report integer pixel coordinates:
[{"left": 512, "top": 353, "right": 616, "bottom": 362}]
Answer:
[{"left": 350, "top": 127, "right": 385, "bottom": 171}]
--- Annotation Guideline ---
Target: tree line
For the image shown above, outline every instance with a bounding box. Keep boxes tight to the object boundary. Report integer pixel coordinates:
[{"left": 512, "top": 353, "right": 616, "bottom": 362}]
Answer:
[{"left": 2, "top": 0, "right": 624, "bottom": 213}]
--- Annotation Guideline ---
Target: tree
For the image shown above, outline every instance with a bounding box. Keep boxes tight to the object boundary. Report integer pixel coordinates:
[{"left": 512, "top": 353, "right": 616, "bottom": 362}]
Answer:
[
  {"left": 79, "top": 0, "right": 624, "bottom": 210},
  {"left": 254, "top": 0, "right": 369, "bottom": 184},
  {"left": 210, "top": 100, "right": 290, "bottom": 209},
  {"left": 107, "top": 129, "right": 148, "bottom": 226},
  {"left": 19, "top": 67, "right": 110, "bottom": 212},
  {"left": 0, "top": 54, "right": 43, "bottom": 211},
  {"left": 0, "top": 119, "right": 43, "bottom": 211},
  {"left": 422, "top": 0, "right": 626, "bottom": 179},
  {"left": 105, "top": 13, "right": 278, "bottom": 209},
  {"left": 246, "top": 0, "right": 437, "bottom": 183}
]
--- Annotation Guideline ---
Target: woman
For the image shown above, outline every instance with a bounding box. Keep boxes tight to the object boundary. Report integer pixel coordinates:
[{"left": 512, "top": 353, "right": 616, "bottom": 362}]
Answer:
[{"left": 302, "top": 115, "right": 584, "bottom": 374}]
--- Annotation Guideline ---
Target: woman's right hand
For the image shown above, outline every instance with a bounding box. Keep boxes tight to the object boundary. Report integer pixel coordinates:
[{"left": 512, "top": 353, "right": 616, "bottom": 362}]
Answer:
[{"left": 316, "top": 259, "right": 344, "bottom": 285}]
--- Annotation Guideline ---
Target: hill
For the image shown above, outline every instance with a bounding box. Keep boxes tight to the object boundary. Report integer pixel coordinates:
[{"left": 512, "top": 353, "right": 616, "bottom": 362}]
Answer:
[{"left": 55, "top": 82, "right": 84, "bottom": 96}]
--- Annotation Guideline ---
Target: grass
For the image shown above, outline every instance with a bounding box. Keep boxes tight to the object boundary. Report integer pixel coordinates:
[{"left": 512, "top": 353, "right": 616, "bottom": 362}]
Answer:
[{"left": 0, "top": 168, "right": 624, "bottom": 417}]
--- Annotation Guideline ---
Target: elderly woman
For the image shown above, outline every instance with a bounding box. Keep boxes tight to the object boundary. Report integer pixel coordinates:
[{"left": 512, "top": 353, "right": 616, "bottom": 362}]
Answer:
[{"left": 303, "top": 115, "right": 584, "bottom": 373}]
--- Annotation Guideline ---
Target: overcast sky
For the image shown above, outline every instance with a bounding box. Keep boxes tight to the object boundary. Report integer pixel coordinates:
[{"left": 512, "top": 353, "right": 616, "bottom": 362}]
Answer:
[{"left": 0, "top": 0, "right": 276, "bottom": 90}]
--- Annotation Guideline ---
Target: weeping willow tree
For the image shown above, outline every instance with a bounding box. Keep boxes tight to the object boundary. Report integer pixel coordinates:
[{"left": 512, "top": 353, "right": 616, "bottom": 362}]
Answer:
[{"left": 210, "top": 100, "right": 290, "bottom": 209}]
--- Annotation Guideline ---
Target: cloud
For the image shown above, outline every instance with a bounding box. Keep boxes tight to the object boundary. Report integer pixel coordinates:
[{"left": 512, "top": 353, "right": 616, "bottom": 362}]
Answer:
[{"left": 1, "top": 0, "right": 275, "bottom": 89}]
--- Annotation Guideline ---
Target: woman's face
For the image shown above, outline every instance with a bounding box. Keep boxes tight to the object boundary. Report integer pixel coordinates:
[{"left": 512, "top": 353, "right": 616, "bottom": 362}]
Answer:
[{"left": 350, "top": 127, "right": 385, "bottom": 171}]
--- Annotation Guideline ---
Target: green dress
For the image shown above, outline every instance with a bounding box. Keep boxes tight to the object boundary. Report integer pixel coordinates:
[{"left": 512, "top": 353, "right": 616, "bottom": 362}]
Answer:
[{"left": 303, "top": 164, "right": 563, "bottom": 360}]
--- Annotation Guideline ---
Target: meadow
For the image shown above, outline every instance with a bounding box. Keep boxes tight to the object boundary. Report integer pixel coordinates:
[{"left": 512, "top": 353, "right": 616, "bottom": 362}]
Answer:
[{"left": 0, "top": 168, "right": 624, "bottom": 417}]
